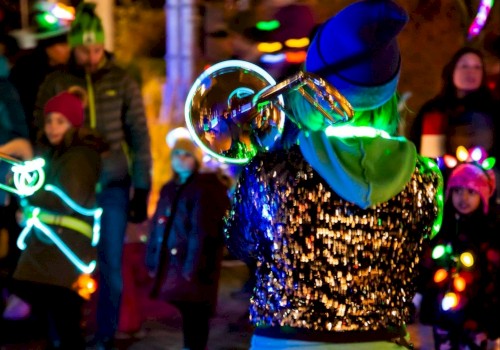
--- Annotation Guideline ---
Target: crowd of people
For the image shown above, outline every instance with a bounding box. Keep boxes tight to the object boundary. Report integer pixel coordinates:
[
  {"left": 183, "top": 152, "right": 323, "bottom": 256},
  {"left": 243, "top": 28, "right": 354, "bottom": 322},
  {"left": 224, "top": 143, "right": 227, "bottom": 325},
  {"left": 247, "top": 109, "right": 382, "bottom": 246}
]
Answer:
[{"left": 0, "top": 0, "right": 499, "bottom": 350}]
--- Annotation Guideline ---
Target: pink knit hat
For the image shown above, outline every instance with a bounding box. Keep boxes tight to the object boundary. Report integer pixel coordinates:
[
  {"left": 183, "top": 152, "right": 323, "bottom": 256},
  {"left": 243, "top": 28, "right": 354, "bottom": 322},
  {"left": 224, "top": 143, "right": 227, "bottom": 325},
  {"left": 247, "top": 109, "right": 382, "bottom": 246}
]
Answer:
[
  {"left": 44, "top": 91, "right": 84, "bottom": 127},
  {"left": 446, "top": 163, "right": 496, "bottom": 214}
]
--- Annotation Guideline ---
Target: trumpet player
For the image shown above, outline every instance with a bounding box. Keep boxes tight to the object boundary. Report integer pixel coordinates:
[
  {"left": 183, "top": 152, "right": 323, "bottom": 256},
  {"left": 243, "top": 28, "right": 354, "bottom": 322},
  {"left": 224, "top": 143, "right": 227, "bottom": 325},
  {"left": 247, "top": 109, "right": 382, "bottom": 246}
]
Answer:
[{"left": 224, "top": 0, "right": 443, "bottom": 349}]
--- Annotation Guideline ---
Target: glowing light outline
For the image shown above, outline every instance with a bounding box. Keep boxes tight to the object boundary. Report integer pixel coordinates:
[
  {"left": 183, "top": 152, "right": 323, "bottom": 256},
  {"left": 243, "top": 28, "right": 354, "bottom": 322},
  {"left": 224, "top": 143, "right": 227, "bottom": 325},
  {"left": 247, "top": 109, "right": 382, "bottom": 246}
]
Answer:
[
  {"left": 45, "top": 184, "right": 102, "bottom": 246},
  {"left": 185, "top": 60, "right": 282, "bottom": 164},
  {"left": 17, "top": 207, "right": 97, "bottom": 274},
  {"left": 468, "top": 0, "right": 495, "bottom": 39},
  {"left": 0, "top": 158, "right": 46, "bottom": 197}
]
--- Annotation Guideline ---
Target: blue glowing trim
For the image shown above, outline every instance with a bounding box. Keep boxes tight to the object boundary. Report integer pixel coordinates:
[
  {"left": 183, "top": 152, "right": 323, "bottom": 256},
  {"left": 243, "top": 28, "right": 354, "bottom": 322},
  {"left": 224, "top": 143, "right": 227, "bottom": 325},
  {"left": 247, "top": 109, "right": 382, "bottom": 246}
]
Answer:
[
  {"left": 185, "top": 60, "right": 278, "bottom": 164},
  {"left": 17, "top": 207, "right": 97, "bottom": 274},
  {"left": 44, "top": 184, "right": 102, "bottom": 246},
  {"left": 227, "top": 87, "right": 255, "bottom": 104}
]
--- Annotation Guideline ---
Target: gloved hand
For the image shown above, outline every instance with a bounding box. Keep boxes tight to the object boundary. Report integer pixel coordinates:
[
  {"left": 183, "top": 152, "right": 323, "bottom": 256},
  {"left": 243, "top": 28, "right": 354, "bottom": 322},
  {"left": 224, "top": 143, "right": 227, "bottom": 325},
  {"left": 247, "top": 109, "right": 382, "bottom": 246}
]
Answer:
[{"left": 128, "top": 188, "right": 149, "bottom": 223}]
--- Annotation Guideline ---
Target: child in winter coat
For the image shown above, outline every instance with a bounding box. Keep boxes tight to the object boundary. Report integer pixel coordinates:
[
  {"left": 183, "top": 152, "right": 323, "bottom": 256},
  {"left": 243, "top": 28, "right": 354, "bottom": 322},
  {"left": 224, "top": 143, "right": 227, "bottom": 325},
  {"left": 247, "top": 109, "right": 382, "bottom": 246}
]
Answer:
[
  {"left": 418, "top": 149, "right": 498, "bottom": 350},
  {"left": 11, "top": 89, "right": 107, "bottom": 349},
  {"left": 147, "top": 136, "right": 230, "bottom": 350}
]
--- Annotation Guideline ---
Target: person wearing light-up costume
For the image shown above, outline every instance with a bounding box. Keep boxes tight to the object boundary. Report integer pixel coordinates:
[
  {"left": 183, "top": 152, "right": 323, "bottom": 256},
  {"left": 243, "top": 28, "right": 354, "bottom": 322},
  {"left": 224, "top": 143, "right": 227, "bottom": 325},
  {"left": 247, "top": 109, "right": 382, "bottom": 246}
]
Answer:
[
  {"left": 416, "top": 147, "right": 499, "bottom": 350},
  {"left": 224, "top": 0, "right": 443, "bottom": 349},
  {"left": 10, "top": 90, "right": 106, "bottom": 349}
]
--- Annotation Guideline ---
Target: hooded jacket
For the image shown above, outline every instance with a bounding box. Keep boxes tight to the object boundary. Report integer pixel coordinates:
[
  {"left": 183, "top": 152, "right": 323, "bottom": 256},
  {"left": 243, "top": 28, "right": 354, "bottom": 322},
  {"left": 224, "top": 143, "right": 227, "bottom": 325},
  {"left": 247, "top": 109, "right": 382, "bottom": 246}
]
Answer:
[{"left": 225, "top": 132, "right": 441, "bottom": 342}]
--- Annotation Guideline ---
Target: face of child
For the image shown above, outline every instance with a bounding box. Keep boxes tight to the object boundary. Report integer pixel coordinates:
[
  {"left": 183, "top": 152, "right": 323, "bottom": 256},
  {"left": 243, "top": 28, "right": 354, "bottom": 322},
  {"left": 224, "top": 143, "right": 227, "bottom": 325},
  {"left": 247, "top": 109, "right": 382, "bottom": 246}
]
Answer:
[
  {"left": 171, "top": 149, "right": 197, "bottom": 177},
  {"left": 44, "top": 112, "right": 72, "bottom": 145},
  {"left": 453, "top": 52, "right": 483, "bottom": 93},
  {"left": 451, "top": 187, "right": 482, "bottom": 215}
]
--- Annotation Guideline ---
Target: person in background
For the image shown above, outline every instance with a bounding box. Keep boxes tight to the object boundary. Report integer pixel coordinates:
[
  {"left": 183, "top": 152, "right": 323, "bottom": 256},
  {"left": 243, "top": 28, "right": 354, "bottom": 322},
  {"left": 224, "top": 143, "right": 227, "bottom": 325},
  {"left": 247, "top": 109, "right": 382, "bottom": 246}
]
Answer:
[
  {"left": 10, "top": 89, "right": 107, "bottom": 349},
  {"left": 224, "top": 0, "right": 442, "bottom": 349},
  {"left": 147, "top": 137, "right": 230, "bottom": 350},
  {"left": 34, "top": 3, "right": 152, "bottom": 349},
  {"left": 409, "top": 47, "right": 498, "bottom": 161},
  {"left": 9, "top": 6, "right": 71, "bottom": 144},
  {"left": 416, "top": 151, "right": 498, "bottom": 349}
]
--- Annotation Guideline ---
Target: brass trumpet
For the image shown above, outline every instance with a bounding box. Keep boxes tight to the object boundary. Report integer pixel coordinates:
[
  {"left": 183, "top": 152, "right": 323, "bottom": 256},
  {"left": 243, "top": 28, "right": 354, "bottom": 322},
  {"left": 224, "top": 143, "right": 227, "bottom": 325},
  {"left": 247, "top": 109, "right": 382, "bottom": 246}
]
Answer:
[{"left": 184, "top": 60, "right": 353, "bottom": 164}]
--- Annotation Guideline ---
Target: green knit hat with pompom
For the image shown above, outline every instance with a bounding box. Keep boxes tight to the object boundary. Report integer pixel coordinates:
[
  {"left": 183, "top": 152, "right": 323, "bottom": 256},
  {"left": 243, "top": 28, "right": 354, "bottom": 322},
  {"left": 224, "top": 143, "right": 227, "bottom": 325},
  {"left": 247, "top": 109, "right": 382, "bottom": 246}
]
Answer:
[{"left": 68, "top": 2, "right": 104, "bottom": 47}]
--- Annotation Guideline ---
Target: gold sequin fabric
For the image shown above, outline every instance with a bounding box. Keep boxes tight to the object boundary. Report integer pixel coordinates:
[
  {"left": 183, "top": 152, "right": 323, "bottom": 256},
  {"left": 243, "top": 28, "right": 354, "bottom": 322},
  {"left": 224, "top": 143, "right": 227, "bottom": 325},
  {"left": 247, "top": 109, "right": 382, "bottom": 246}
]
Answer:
[{"left": 225, "top": 145, "right": 440, "bottom": 332}]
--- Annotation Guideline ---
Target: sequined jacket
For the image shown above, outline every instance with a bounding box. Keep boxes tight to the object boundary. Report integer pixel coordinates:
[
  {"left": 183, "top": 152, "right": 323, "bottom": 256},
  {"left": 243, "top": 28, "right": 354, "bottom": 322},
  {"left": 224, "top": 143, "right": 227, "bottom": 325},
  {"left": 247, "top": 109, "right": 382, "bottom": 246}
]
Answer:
[{"left": 225, "top": 144, "right": 441, "bottom": 341}]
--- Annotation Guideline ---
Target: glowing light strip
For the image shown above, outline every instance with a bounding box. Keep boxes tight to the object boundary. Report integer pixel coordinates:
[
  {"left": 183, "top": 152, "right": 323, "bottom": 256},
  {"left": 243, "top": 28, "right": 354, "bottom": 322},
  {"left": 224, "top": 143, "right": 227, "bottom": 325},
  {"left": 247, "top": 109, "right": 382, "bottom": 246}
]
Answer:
[
  {"left": 185, "top": 60, "right": 279, "bottom": 164},
  {"left": 45, "top": 184, "right": 102, "bottom": 246},
  {"left": 325, "top": 125, "right": 392, "bottom": 139},
  {"left": 17, "top": 208, "right": 97, "bottom": 274},
  {"left": 422, "top": 157, "right": 444, "bottom": 239},
  {"left": 468, "top": 0, "right": 494, "bottom": 39},
  {"left": 0, "top": 158, "right": 46, "bottom": 196}
]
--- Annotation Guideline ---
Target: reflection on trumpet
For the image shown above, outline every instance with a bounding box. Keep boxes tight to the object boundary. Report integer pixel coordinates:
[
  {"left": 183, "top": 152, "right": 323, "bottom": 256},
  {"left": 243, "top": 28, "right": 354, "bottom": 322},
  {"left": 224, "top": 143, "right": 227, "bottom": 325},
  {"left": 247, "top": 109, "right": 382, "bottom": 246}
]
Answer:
[{"left": 185, "top": 60, "right": 353, "bottom": 165}]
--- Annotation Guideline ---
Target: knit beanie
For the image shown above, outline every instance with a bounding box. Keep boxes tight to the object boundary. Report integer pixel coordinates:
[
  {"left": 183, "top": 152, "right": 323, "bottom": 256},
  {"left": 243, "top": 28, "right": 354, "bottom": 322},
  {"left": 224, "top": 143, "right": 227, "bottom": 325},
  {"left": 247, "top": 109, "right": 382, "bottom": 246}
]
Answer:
[
  {"left": 305, "top": 0, "right": 408, "bottom": 111},
  {"left": 68, "top": 2, "right": 105, "bottom": 48},
  {"left": 44, "top": 91, "right": 85, "bottom": 127},
  {"left": 172, "top": 138, "right": 203, "bottom": 166},
  {"left": 446, "top": 163, "right": 496, "bottom": 214}
]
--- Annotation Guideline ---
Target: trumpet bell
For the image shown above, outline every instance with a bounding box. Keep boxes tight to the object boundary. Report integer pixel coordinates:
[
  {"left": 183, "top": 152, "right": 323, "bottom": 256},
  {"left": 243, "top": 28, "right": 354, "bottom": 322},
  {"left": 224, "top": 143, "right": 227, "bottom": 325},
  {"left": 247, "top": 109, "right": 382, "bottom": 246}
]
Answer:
[
  {"left": 185, "top": 60, "right": 285, "bottom": 164},
  {"left": 185, "top": 60, "right": 353, "bottom": 164}
]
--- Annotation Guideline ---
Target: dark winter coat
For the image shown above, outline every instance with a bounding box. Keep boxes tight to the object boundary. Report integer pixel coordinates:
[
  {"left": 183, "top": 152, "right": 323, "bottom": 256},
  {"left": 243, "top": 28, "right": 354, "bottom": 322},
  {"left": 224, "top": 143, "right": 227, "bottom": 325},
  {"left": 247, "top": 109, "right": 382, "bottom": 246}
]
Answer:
[
  {"left": 33, "top": 53, "right": 151, "bottom": 191},
  {"left": 13, "top": 128, "right": 107, "bottom": 291},
  {"left": 418, "top": 203, "right": 499, "bottom": 335},
  {"left": 410, "top": 91, "right": 499, "bottom": 160},
  {"left": 147, "top": 172, "right": 229, "bottom": 314}
]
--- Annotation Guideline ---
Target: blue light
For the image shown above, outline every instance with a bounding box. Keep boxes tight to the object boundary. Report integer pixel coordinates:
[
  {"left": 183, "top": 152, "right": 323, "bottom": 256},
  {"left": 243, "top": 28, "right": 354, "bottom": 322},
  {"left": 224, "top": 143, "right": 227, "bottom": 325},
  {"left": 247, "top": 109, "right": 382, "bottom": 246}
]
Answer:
[
  {"left": 17, "top": 207, "right": 97, "bottom": 274},
  {"left": 17, "top": 184, "right": 102, "bottom": 272}
]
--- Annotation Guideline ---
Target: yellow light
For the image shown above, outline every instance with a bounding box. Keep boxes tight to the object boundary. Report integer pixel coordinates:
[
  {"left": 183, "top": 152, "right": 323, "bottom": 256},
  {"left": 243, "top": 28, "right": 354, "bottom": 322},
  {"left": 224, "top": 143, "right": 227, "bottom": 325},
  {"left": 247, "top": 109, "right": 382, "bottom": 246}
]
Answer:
[
  {"left": 442, "top": 292, "right": 459, "bottom": 311},
  {"left": 453, "top": 276, "right": 466, "bottom": 292},
  {"left": 460, "top": 252, "right": 474, "bottom": 268},
  {"left": 456, "top": 146, "right": 469, "bottom": 162},
  {"left": 257, "top": 42, "right": 283, "bottom": 53},
  {"left": 434, "top": 268, "right": 448, "bottom": 283},
  {"left": 285, "top": 37, "right": 310, "bottom": 48}
]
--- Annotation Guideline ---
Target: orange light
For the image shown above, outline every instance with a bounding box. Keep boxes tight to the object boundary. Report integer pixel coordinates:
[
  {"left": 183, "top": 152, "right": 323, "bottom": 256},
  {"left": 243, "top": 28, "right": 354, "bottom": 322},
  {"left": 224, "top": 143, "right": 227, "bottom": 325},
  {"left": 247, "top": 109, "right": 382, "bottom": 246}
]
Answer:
[
  {"left": 433, "top": 268, "right": 448, "bottom": 283},
  {"left": 453, "top": 276, "right": 466, "bottom": 292},
  {"left": 443, "top": 155, "right": 458, "bottom": 168},
  {"left": 73, "top": 274, "right": 98, "bottom": 300},
  {"left": 285, "top": 51, "right": 307, "bottom": 63}
]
